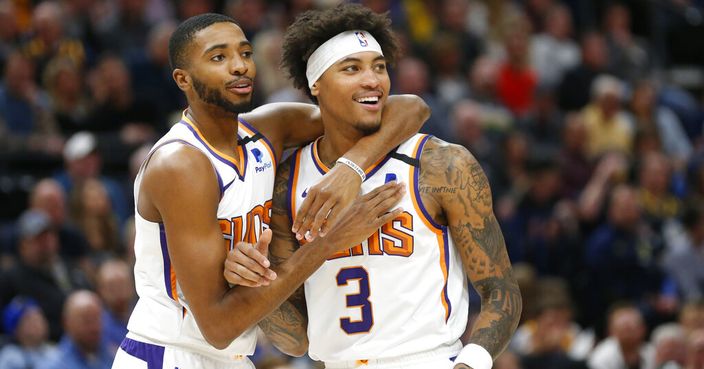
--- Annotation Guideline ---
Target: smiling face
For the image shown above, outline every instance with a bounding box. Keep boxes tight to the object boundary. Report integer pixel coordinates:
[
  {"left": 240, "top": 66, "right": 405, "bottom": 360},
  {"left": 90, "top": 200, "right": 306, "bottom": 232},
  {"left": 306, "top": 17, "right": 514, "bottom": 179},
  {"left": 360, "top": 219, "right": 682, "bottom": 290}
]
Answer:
[
  {"left": 174, "top": 22, "right": 256, "bottom": 114},
  {"left": 311, "top": 51, "right": 390, "bottom": 135}
]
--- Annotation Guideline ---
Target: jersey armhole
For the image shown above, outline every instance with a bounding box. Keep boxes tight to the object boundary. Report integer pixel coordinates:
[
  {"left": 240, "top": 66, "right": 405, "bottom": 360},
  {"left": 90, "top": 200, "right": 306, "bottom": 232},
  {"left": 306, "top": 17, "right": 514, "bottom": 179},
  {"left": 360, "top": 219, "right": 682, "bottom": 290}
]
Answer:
[{"left": 408, "top": 134, "right": 445, "bottom": 232}]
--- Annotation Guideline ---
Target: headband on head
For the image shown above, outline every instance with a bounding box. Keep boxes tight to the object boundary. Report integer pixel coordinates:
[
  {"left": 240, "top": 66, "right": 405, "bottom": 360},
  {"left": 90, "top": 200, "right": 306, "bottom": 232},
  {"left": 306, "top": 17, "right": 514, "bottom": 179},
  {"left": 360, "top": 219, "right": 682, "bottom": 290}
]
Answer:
[{"left": 305, "top": 30, "right": 384, "bottom": 89}]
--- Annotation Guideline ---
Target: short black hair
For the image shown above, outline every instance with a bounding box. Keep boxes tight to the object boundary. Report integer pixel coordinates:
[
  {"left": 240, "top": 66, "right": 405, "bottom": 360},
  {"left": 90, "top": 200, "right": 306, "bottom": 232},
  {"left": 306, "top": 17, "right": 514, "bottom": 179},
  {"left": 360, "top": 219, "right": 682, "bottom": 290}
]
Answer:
[
  {"left": 281, "top": 4, "right": 399, "bottom": 102},
  {"left": 168, "top": 13, "right": 238, "bottom": 70}
]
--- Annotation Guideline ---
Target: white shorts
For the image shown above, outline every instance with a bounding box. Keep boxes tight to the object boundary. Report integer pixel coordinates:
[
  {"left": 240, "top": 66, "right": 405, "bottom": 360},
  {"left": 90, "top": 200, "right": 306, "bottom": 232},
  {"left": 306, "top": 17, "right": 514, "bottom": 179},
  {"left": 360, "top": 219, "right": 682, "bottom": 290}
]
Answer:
[
  {"left": 323, "top": 342, "right": 461, "bottom": 369},
  {"left": 111, "top": 337, "right": 255, "bottom": 369}
]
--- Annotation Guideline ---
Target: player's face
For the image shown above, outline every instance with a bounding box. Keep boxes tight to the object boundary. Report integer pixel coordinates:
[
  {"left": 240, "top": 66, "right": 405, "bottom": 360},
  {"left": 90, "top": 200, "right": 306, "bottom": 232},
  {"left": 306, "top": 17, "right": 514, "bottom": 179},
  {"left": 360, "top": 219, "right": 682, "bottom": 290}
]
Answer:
[
  {"left": 186, "top": 22, "right": 256, "bottom": 114},
  {"left": 312, "top": 51, "right": 390, "bottom": 135}
]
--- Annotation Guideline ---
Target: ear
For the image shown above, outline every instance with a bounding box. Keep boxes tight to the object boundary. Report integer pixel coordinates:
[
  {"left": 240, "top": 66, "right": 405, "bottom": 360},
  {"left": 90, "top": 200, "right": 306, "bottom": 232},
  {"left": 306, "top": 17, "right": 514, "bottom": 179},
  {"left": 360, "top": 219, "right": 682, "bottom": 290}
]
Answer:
[
  {"left": 172, "top": 68, "right": 191, "bottom": 92},
  {"left": 310, "top": 81, "right": 320, "bottom": 97}
]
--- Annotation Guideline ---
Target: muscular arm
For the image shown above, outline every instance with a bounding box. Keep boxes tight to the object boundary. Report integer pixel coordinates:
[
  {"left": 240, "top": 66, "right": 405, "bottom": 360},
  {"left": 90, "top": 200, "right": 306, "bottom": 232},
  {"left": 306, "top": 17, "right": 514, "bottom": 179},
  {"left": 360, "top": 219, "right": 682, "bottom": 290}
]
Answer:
[
  {"left": 419, "top": 138, "right": 521, "bottom": 360},
  {"left": 257, "top": 159, "right": 309, "bottom": 356},
  {"left": 140, "top": 145, "right": 402, "bottom": 349},
  {"left": 240, "top": 95, "right": 429, "bottom": 167}
]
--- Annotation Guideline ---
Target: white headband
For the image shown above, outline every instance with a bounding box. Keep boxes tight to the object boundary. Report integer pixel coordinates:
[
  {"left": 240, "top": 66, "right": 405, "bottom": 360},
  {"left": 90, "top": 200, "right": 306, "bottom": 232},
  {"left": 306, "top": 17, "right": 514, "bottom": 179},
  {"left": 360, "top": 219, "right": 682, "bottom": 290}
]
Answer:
[{"left": 305, "top": 30, "right": 384, "bottom": 89}]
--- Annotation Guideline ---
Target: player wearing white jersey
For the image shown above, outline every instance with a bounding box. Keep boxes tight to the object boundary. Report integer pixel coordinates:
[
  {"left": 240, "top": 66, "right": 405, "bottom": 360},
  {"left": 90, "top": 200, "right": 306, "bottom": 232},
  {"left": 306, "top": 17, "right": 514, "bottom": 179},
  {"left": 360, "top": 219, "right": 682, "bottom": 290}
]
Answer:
[
  {"left": 111, "top": 13, "right": 429, "bottom": 369},
  {"left": 225, "top": 5, "right": 522, "bottom": 369}
]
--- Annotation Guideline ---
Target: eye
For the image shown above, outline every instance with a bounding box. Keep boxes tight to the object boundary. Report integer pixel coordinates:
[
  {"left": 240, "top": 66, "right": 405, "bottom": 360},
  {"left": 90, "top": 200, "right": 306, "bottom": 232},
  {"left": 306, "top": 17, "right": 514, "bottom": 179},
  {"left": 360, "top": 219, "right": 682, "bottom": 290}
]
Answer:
[
  {"left": 343, "top": 65, "right": 359, "bottom": 72},
  {"left": 211, "top": 54, "right": 225, "bottom": 62},
  {"left": 241, "top": 50, "right": 253, "bottom": 59},
  {"left": 374, "top": 63, "right": 387, "bottom": 72}
]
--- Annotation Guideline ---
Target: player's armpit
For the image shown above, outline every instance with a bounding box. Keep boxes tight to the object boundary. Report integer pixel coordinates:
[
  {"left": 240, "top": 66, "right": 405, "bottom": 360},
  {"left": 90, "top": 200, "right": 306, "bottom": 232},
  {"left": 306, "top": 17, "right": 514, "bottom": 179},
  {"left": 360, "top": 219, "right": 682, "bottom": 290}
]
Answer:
[{"left": 419, "top": 138, "right": 522, "bottom": 359}]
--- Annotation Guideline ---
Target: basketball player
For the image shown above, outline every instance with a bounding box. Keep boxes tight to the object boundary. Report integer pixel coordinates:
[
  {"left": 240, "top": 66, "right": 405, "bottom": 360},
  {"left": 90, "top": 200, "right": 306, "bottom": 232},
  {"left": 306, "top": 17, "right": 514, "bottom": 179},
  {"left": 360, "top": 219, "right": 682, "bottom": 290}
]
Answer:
[
  {"left": 111, "top": 13, "right": 428, "bottom": 369},
  {"left": 225, "top": 5, "right": 522, "bottom": 369}
]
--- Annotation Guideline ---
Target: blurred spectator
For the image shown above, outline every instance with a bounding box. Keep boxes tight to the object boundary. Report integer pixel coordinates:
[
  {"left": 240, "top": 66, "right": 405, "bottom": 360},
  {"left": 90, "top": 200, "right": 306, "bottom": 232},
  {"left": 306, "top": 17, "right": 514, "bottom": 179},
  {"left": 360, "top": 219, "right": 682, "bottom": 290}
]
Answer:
[
  {"left": 225, "top": 0, "right": 269, "bottom": 40},
  {"left": 54, "top": 131, "right": 130, "bottom": 225},
  {"left": 496, "top": 26, "right": 537, "bottom": 117},
  {"left": 0, "top": 0, "right": 20, "bottom": 68},
  {"left": 651, "top": 323, "right": 687, "bottom": 369},
  {"left": 636, "top": 151, "right": 682, "bottom": 233},
  {"left": 436, "top": 0, "right": 484, "bottom": 73},
  {"left": 516, "top": 86, "right": 563, "bottom": 156},
  {"left": 558, "top": 31, "right": 608, "bottom": 111},
  {"left": 581, "top": 75, "right": 633, "bottom": 159},
  {"left": 511, "top": 278, "right": 594, "bottom": 366},
  {"left": 680, "top": 301, "right": 704, "bottom": 338},
  {"left": 466, "top": 56, "right": 513, "bottom": 132},
  {"left": 394, "top": 56, "right": 451, "bottom": 141},
  {"left": 530, "top": 4, "right": 580, "bottom": 88},
  {"left": 95, "top": 258, "right": 134, "bottom": 353},
  {"left": 22, "top": 1, "right": 86, "bottom": 79},
  {"left": 602, "top": 3, "right": 651, "bottom": 83},
  {"left": 577, "top": 152, "right": 629, "bottom": 223},
  {"left": 685, "top": 329, "right": 704, "bottom": 369},
  {"left": 428, "top": 32, "right": 469, "bottom": 109},
  {"left": 559, "top": 113, "right": 593, "bottom": 199},
  {"left": 491, "top": 131, "right": 531, "bottom": 208},
  {"left": 29, "top": 178, "right": 90, "bottom": 264},
  {"left": 127, "top": 20, "right": 184, "bottom": 126},
  {"left": 121, "top": 217, "right": 136, "bottom": 267},
  {"left": 86, "top": 55, "right": 160, "bottom": 148},
  {"left": 587, "top": 303, "right": 654, "bottom": 369},
  {"left": 583, "top": 185, "right": 666, "bottom": 330},
  {"left": 43, "top": 57, "right": 92, "bottom": 136},
  {"left": 0, "top": 51, "right": 61, "bottom": 155},
  {"left": 664, "top": 205, "right": 704, "bottom": 301},
  {"left": 40, "top": 290, "right": 113, "bottom": 369},
  {"left": 0, "top": 209, "right": 89, "bottom": 341},
  {"left": 625, "top": 80, "right": 692, "bottom": 167},
  {"left": 70, "top": 178, "right": 122, "bottom": 264},
  {"left": 494, "top": 350, "right": 523, "bottom": 369},
  {"left": 0, "top": 296, "right": 56, "bottom": 369},
  {"left": 687, "top": 158, "right": 704, "bottom": 207},
  {"left": 451, "top": 99, "right": 493, "bottom": 167},
  {"left": 95, "top": 0, "right": 151, "bottom": 55}
]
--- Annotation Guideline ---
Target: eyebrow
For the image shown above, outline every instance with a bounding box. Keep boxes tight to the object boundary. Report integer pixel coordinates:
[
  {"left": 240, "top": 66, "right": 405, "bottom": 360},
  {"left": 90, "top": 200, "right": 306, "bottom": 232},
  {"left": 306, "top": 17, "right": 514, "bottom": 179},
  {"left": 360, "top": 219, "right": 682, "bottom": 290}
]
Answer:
[
  {"left": 203, "top": 41, "right": 252, "bottom": 55},
  {"left": 337, "top": 55, "right": 386, "bottom": 64}
]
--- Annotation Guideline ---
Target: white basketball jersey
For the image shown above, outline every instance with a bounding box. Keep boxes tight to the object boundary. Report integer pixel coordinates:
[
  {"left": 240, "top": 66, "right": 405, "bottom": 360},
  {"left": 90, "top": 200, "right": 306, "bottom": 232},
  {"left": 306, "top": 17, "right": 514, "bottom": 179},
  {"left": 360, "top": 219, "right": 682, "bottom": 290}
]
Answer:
[
  {"left": 287, "top": 134, "right": 469, "bottom": 362},
  {"left": 127, "top": 113, "right": 276, "bottom": 360}
]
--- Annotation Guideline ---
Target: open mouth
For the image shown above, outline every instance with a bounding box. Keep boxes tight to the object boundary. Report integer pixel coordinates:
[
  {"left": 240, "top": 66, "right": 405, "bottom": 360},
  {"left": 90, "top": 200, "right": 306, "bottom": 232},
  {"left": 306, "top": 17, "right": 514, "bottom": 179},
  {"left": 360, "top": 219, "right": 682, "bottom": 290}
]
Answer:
[
  {"left": 227, "top": 79, "right": 253, "bottom": 94},
  {"left": 355, "top": 96, "right": 380, "bottom": 105}
]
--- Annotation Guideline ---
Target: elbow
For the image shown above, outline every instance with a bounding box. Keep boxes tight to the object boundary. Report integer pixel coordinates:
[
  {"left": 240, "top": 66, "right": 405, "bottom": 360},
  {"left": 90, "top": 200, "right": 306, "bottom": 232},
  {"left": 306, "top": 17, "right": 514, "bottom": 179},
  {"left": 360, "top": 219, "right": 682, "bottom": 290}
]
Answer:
[
  {"left": 201, "top": 323, "right": 248, "bottom": 350},
  {"left": 278, "top": 339, "right": 309, "bottom": 357},
  {"left": 410, "top": 94, "right": 431, "bottom": 124}
]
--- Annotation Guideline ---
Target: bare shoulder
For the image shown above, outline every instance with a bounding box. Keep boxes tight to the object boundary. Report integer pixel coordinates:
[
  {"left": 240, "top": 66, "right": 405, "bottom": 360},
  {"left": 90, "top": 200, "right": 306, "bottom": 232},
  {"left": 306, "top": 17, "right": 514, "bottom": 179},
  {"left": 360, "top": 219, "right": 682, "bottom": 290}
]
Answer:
[
  {"left": 418, "top": 137, "right": 492, "bottom": 211},
  {"left": 139, "top": 143, "right": 220, "bottom": 220}
]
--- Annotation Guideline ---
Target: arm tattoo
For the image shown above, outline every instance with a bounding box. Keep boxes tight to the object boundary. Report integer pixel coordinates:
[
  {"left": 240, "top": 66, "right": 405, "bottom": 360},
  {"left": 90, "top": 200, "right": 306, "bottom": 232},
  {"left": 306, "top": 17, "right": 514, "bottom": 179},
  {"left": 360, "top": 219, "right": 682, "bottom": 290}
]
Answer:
[
  {"left": 258, "top": 157, "right": 309, "bottom": 354},
  {"left": 420, "top": 138, "right": 522, "bottom": 359}
]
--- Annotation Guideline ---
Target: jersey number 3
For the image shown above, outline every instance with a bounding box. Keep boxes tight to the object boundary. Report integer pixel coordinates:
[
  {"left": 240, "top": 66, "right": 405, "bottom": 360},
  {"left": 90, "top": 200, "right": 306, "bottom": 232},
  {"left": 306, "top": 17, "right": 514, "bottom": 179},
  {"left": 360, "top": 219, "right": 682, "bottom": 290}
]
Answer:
[{"left": 337, "top": 267, "right": 373, "bottom": 334}]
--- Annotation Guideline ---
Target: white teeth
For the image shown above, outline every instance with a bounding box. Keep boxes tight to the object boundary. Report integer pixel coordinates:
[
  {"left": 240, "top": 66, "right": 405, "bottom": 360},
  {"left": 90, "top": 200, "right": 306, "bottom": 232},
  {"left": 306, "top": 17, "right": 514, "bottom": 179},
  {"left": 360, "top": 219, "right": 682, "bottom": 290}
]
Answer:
[{"left": 356, "top": 96, "right": 379, "bottom": 103}]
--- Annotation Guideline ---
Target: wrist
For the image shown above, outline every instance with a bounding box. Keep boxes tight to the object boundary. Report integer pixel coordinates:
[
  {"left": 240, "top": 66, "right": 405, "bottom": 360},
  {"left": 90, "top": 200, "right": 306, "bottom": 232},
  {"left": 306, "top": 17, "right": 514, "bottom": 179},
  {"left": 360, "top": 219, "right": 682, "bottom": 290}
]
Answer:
[
  {"left": 454, "top": 344, "right": 492, "bottom": 369},
  {"left": 335, "top": 157, "right": 365, "bottom": 182}
]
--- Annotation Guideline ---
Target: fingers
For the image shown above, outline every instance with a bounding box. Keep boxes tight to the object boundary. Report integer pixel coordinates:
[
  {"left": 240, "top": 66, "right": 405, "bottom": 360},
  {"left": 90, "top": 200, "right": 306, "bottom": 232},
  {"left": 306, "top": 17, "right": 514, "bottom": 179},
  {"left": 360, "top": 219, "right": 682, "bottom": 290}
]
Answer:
[
  {"left": 308, "top": 201, "right": 334, "bottom": 240},
  {"left": 223, "top": 259, "right": 271, "bottom": 287},
  {"left": 319, "top": 206, "right": 341, "bottom": 237},
  {"left": 371, "top": 184, "right": 405, "bottom": 215},
  {"left": 293, "top": 194, "right": 325, "bottom": 240},
  {"left": 374, "top": 208, "right": 404, "bottom": 227},
  {"left": 256, "top": 229, "right": 273, "bottom": 252}
]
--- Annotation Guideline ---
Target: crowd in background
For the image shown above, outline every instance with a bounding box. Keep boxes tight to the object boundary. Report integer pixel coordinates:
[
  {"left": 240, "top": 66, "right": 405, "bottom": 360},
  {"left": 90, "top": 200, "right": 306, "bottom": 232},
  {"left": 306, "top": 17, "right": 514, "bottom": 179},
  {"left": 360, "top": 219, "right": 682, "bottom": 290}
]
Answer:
[{"left": 0, "top": 0, "right": 703, "bottom": 368}]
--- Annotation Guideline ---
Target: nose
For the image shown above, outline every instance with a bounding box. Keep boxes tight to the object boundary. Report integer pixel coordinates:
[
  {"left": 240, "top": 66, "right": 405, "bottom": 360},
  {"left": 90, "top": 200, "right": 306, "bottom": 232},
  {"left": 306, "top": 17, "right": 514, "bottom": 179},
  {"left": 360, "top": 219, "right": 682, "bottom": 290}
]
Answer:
[
  {"left": 360, "top": 67, "right": 380, "bottom": 89},
  {"left": 230, "top": 55, "right": 248, "bottom": 75}
]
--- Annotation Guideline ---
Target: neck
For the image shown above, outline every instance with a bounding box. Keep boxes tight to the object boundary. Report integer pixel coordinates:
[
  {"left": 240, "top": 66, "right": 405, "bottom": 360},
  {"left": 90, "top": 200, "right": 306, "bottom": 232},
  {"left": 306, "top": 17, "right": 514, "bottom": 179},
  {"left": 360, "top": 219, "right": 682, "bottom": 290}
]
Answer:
[
  {"left": 186, "top": 103, "right": 240, "bottom": 159},
  {"left": 316, "top": 113, "right": 366, "bottom": 168}
]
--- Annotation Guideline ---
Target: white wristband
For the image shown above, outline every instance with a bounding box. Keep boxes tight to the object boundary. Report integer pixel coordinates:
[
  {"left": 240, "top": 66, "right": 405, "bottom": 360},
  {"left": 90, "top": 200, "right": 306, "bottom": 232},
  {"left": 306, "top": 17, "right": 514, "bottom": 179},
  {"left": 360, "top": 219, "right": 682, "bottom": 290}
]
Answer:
[
  {"left": 335, "top": 157, "right": 366, "bottom": 182},
  {"left": 453, "top": 344, "right": 492, "bottom": 369}
]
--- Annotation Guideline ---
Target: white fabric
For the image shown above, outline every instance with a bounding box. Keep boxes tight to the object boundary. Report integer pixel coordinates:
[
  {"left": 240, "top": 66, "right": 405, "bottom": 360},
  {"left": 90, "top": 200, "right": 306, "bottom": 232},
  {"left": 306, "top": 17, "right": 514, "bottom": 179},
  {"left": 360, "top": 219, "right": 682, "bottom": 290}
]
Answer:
[
  {"left": 289, "top": 134, "right": 469, "bottom": 362},
  {"left": 126, "top": 114, "right": 276, "bottom": 361},
  {"left": 453, "top": 344, "right": 492, "bottom": 369},
  {"left": 111, "top": 341, "right": 255, "bottom": 369},
  {"left": 306, "top": 30, "right": 383, "bottom": 88},
  {"left": 324, "top": 341, "right": 461, "bottom": 368}
]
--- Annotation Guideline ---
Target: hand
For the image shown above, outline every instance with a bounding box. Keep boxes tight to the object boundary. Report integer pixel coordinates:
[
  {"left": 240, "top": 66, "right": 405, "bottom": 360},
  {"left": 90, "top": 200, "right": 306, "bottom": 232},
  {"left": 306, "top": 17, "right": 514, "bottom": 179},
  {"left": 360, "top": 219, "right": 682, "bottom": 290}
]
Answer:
[
  {"left": 320, "top": 181, "right": 405, "bottom": 253},
  {"left": 292, "top": 163, "right": 362, "bottom": 241},
  {"left": 224, "top": 229, "right": 277, "bottom": 287}
]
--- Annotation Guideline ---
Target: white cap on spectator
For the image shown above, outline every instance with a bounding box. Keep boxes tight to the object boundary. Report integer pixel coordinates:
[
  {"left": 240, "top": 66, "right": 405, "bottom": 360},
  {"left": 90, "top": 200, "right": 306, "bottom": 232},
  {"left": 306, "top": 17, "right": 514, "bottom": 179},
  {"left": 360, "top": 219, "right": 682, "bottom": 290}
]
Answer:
[
  {"left": 63, "top": 131, "right": 97, "bottom": 161},
  {"left": 591, "top": 75, "right": 624, "bottom": 99}
]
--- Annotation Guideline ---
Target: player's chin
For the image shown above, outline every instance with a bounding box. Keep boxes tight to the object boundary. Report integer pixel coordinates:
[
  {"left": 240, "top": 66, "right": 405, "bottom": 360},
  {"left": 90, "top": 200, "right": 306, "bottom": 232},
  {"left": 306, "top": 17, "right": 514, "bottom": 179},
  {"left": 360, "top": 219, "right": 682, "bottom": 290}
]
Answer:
[{"left": 354, "top": 120, "right": 381, "bottom": 136}]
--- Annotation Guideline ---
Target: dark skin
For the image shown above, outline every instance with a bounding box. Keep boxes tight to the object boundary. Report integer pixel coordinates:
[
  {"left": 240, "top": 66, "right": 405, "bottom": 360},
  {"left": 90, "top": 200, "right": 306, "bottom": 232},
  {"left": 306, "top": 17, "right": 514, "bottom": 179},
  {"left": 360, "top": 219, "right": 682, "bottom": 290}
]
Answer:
[
  {"left": 226, "top": 50, "right": 522, "bottom": 364},
  {"left": 138, "top": 22, "right": 425, "bottom": 349}
]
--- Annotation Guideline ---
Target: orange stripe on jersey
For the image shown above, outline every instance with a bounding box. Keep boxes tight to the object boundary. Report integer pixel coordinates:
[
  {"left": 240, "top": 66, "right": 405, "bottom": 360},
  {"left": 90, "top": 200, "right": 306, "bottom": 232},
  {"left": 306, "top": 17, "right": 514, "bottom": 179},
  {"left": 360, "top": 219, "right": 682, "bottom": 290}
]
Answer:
[
  {"left": 170, "top": 266, "right": 179, "bottom": 303},
  {"left": 181, "top": 113, "right": 246, "bottom": 173},
  {"left": 289, "top": 149, "right": 303, "bottom": 223}
]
